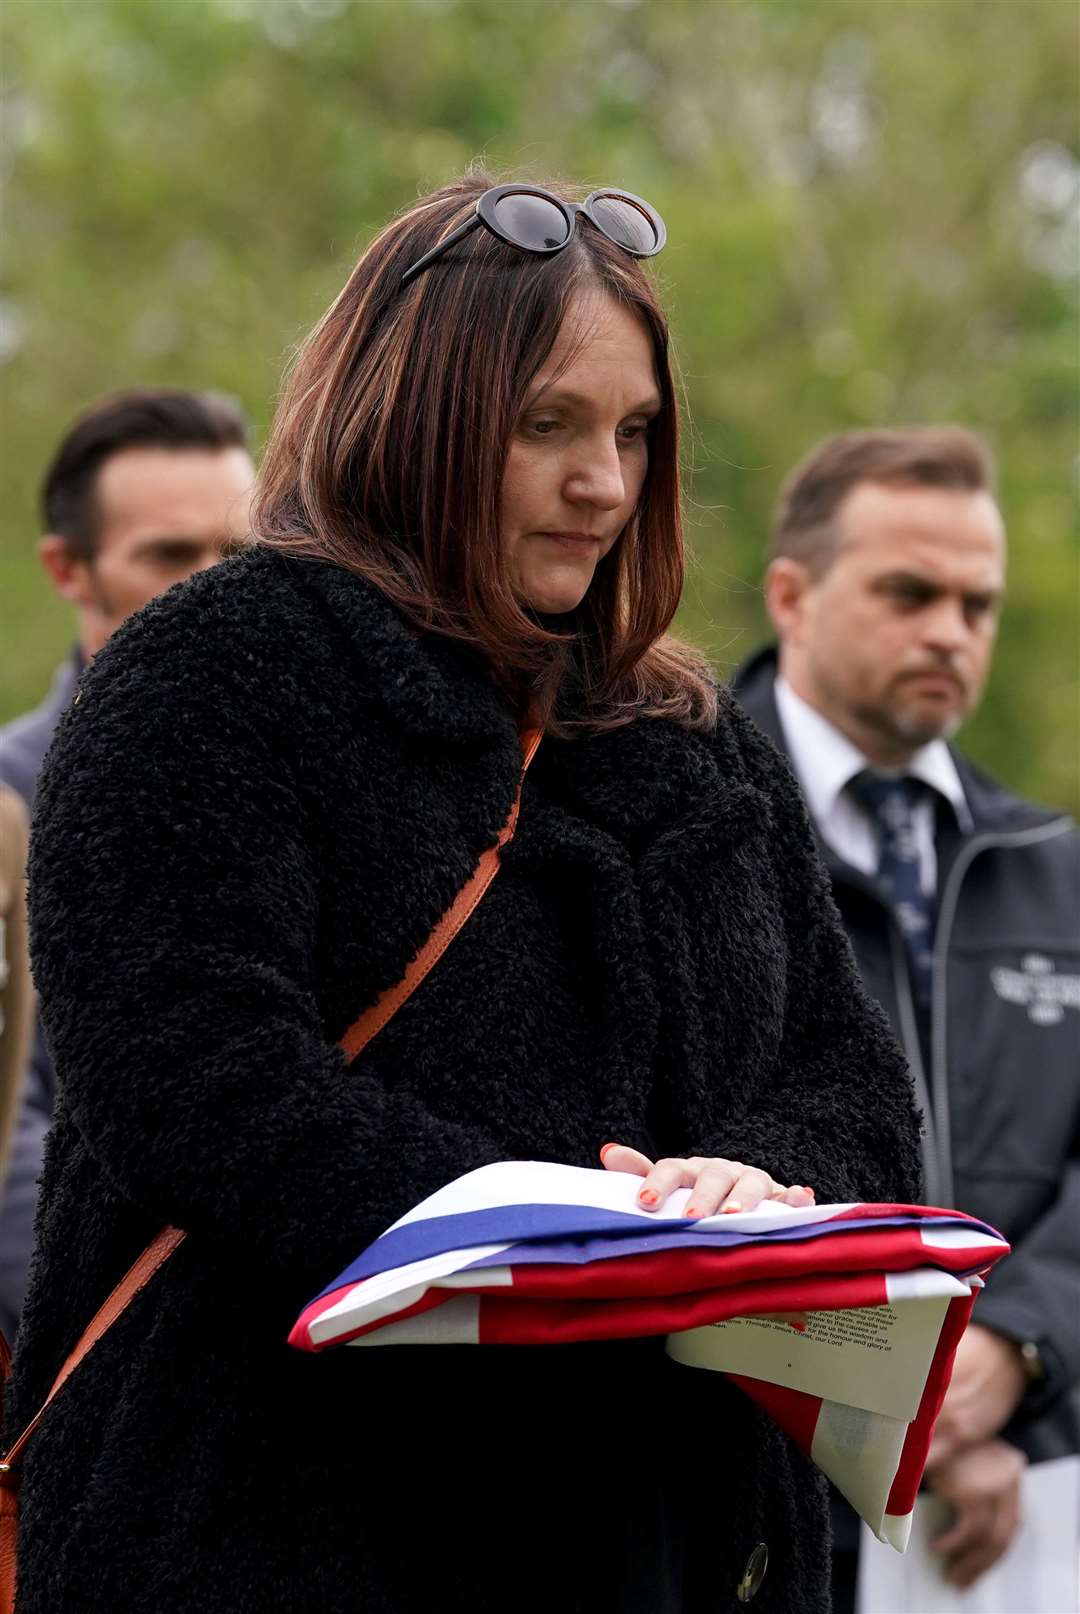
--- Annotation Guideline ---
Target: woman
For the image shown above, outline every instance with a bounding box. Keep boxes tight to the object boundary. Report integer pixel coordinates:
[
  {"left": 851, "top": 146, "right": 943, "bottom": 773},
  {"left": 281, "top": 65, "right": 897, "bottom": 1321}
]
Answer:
[{"left": 7, "top": 175, "right": 919, "bottom": 1612}]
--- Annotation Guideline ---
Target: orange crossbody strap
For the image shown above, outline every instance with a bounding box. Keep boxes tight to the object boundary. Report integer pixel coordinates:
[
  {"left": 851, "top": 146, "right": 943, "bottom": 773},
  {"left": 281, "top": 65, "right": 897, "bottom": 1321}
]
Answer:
[
  {"left": 0, "top": 1228, "right": 185, "bottom": 1481},
  {"left": 0, "top": 725, "right": 542, "bottom": 1486},
  {"left": 339, "top": 724, "right": 543, "bottom": 1060}
]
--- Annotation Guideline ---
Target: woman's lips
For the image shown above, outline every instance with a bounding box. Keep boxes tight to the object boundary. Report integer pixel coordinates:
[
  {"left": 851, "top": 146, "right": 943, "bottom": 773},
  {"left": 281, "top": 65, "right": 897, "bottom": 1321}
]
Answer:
[{"left": 536, "top": 531, "right": 604, "bottom": 554}]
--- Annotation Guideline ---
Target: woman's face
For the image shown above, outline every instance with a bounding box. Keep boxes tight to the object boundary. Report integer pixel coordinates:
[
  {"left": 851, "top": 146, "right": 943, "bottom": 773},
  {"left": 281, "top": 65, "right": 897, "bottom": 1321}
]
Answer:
[{"left": 500, "top": 291, "right": 661, "bottom": 616}]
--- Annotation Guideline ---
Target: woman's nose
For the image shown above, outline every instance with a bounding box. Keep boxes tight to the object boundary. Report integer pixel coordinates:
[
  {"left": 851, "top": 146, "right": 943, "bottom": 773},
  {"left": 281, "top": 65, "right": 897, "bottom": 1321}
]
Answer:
[{"left": 564, "top": 439, "right": 627, "bottom": 511}]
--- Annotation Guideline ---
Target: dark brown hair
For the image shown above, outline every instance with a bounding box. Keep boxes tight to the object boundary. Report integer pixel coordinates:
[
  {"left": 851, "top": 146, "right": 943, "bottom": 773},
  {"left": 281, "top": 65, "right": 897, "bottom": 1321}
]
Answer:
[
  {"left": 772, "top": 426, "right": 997, "bottom": 575},
  {"left": 252, "top": 172, "right": 715, "bottom": 733},
  {"left": 42, "top": 387, "right": 250, "bottom": 561}
]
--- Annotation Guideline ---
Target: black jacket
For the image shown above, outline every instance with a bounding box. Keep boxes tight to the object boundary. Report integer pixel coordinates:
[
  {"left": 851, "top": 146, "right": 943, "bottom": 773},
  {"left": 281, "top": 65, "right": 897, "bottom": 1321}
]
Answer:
[
  {"left": 7, "top": 553, "right": 919, "bottom": 1614},
  {"left": 733, "top": 647, "right": 1080, "bottom": 1466}
]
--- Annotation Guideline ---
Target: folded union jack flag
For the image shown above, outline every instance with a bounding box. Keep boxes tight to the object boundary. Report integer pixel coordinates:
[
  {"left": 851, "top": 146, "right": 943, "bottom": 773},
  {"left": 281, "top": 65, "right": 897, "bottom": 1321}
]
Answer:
[{"left": 290, "top": 1161, "right": 1009, "bottom": 1550}]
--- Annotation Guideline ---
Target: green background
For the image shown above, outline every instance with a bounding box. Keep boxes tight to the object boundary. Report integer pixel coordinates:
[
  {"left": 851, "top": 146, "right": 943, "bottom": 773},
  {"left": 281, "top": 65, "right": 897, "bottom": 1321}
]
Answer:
[{"left": 2, "top": 0, "right": 1077, "bottom": 810}]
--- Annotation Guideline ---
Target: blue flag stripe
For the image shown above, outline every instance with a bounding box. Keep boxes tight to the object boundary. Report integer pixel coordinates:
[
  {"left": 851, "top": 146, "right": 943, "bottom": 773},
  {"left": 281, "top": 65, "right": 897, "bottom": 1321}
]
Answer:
[{"left": 314, "top": 1203, "right": 1000, "bottom": 1299}]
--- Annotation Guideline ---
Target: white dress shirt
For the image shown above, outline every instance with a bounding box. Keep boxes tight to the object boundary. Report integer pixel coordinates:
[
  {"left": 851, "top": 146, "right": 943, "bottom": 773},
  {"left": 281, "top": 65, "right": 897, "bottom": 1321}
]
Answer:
[{"left": 774, "top": 677, "right": 972, "bottom": 895}]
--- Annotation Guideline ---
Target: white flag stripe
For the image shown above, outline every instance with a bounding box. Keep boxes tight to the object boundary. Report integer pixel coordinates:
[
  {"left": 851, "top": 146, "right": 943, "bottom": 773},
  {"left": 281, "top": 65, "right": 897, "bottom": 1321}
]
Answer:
[
  {"left": 918, "top": 1227, "right": 1002, "bottom": 1250},
  {"left": 309, "top": 1242, "right": 512, "bottom": 1341},
  {"left": 437, "top": 1267, "right": 514, "bottom": 1290},
  {"left": 346, "top": 1294, "right": 481, "bottom": 1348},
  {"left": 884, "top": 1269, "right": 972, "bottom": 1302},
  {"left": 381, "top": 1158, "right": 855, "bottom": 1236}
]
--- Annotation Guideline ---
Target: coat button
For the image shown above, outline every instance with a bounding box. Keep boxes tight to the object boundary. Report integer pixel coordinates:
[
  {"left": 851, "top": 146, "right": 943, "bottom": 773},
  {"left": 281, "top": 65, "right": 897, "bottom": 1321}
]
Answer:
[{"left": 736, "top": 1541, "right": 768, "bottom": 1603}]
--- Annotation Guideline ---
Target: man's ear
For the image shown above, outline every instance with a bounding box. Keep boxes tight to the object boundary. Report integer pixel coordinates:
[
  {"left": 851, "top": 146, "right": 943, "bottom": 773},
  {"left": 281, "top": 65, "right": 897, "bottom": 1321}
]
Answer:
[
  {"left": 39, "top": 534, "right": 94, "bottom": 607},
  {"left": 764, "top": 556, "right": 813, "bottom": 642}
]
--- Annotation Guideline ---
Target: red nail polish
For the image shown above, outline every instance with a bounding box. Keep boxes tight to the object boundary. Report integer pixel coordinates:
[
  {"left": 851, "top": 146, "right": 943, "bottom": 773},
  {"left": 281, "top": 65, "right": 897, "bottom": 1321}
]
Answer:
[
  {"left": 639, "top": 1189, "right": 658, "bottom": 1206},
  {"left": 600, "top": 1143, "right": 618, "bottom": 1163}
]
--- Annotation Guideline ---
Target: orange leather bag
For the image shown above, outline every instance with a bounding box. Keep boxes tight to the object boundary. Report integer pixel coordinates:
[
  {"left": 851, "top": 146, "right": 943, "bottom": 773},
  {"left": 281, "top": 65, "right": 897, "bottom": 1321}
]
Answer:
[{"left": 0, "top": 728, "right": 540, "bottom": 1612}]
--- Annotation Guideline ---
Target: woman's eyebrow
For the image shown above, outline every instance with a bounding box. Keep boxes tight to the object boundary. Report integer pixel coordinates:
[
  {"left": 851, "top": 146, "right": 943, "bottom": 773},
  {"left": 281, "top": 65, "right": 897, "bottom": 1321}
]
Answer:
[{"left": 526, "top": 383, "right": 663, "bottom": 414}]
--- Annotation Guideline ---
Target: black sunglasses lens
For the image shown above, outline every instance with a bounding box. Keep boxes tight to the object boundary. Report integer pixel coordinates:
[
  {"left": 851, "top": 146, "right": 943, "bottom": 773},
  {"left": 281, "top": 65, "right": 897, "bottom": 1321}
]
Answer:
[
  {"left": 589, "top": 194, "right": 658, "bottom": 253},
  {"left": 492, "top": 193, "right": 571, "bottom": 251}
]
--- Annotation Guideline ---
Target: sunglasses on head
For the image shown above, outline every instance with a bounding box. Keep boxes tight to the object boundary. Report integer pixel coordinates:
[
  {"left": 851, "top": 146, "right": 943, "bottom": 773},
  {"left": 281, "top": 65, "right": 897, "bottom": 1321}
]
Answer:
[{"left": 400, "top": 184, "right": 667, "bottom": 288}]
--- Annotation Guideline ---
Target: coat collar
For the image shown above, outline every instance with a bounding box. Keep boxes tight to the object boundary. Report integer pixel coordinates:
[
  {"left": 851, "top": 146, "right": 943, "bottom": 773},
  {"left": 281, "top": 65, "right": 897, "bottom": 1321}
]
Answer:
[
  {"left": 531, "top": 689, "right": 767, "bottom": 857},
  {"left": 261, "top": 550, "right": 765, "bottom": 851},
  {"left": 274, "top": 552, "right": 522, "bottom": 751}
]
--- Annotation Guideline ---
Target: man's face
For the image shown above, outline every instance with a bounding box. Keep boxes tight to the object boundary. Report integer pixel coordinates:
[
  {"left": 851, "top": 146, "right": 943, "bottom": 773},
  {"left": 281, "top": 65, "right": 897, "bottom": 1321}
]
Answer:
[
  {"left": 772, "top": 481, "right": 1006, "bottom": 763},
  {"left": 44, "top": 444, "right": 256, "bottom": 656}
]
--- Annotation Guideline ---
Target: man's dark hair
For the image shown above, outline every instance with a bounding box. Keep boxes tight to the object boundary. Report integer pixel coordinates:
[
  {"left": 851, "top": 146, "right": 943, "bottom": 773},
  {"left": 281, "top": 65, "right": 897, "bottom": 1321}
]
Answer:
[
  {"left": 772, "top": 426, "right": 997, "bottom": 575},
  {"left": 42, "top": 387, "right": 250, "bottom": 560}
]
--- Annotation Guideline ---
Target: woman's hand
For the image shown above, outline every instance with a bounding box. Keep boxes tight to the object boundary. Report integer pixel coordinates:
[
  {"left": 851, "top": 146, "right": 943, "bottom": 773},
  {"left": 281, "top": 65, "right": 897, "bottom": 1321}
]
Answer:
[{"left": 600, "top": 1143, "right": 815, "bottom": 1217}]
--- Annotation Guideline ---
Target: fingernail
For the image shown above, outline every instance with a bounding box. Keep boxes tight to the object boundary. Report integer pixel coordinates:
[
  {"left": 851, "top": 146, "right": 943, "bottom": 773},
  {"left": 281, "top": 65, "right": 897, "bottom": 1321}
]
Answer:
[
  {"left": 685, "top": 1206, "right": 702, "bottom": 1219},
  {"left": 639, "top": 1189, "right": 658, "bottom": 1206},
  {"left": 791, "top": 1320, "right": 807, "bottom": 1333},
  {"left": 600, "top": 1143, "right": 618, "bottom": 1163},
  {"left": 722, "top": 1200, "right": 743, "bottom": 1214}
]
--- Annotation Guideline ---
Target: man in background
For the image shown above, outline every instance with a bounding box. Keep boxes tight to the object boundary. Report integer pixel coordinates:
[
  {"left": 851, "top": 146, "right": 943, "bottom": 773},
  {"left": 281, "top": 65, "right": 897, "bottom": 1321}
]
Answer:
[
  {"left": 732, "top": 427, "right": 1079, "bottom": 1610},
  {"left": 0, "top": 387, "right": 255, "bottom": 1339}
]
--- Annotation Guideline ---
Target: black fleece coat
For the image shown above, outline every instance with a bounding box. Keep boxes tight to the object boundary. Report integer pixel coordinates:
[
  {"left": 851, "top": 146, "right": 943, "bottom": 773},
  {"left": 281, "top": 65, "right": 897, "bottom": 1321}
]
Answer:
[{"left": 8, "top": 549, "right": 920, "bottom": 1614}]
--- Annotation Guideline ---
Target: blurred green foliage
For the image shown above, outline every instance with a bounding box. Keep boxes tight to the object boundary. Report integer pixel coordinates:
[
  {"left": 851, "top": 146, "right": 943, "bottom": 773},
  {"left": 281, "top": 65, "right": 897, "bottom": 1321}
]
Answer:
[{"left": 2, "top": 0, "right": 1077, "bottom": 808}]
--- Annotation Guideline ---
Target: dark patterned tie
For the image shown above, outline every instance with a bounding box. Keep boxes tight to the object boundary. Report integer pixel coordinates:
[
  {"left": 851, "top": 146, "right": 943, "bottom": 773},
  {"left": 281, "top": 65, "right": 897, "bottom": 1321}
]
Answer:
[{"left": 848, "top": 771, "right": 936, "bottom": 1005}]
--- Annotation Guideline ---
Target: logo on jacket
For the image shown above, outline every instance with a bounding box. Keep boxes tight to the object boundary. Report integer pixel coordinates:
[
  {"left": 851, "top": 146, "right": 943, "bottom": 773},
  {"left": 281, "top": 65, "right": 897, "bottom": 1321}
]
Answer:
[{"left": 990, "top": 954, "right": 1080, "bottom": 1026}]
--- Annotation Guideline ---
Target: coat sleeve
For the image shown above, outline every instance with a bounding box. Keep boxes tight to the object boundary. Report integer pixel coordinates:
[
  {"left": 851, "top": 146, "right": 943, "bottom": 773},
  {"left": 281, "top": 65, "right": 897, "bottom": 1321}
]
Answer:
[
  {"left": 27, "top": 587, "right": 503, "bottom": 1290},
  {"left": 691, "top": 702, "right": 924, "bottom": 1207}
]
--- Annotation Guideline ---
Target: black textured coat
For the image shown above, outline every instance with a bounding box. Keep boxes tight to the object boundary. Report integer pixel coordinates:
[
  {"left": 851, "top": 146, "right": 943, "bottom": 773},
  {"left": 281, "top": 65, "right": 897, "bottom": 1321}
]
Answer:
[{"left": 8, "top": 550, "right": 920, "bottom": 1614}]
